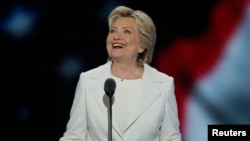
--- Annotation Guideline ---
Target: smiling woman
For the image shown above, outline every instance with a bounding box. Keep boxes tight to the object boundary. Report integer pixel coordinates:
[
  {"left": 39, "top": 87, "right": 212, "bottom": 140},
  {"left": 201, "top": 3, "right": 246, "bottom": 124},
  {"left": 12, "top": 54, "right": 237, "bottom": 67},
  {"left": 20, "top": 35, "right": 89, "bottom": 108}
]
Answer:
[
  {"left": 59, "top": 5, "right": 181, "bottom": 141},
  {"left": 107, "top": 16, "right": 144, "bottom": 80}
]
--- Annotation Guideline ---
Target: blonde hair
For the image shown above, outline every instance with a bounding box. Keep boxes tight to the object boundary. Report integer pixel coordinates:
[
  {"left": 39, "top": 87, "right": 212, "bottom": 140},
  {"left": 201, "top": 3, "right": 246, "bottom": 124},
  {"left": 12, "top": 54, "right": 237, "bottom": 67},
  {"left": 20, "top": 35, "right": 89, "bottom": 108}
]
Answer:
[{"left": 108, "top": 6, "right": 156, "bottom": 66}]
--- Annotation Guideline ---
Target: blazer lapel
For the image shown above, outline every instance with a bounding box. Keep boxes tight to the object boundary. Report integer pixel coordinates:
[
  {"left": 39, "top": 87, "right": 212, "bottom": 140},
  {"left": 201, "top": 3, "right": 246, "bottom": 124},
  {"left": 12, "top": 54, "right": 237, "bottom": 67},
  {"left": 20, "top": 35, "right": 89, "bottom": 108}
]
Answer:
[
  {"left": 88, "top": 62, "right": 110, "bottom": 113},
  {"left": 113, "top": 105, "right": 124, "bottom": 138},
  {"left": 88, "top": 61, "right": 123, "bottom": 138},
  {"left": 124, "top": 64, "right": 163, "bottom": 133}
]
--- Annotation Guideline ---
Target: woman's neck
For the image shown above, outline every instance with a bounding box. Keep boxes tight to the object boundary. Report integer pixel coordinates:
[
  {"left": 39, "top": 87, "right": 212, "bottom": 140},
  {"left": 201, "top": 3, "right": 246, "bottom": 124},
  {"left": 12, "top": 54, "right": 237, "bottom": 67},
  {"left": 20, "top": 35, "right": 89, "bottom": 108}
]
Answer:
[{"left": 111, "top": 62, "right": 144, "bottom": 80}]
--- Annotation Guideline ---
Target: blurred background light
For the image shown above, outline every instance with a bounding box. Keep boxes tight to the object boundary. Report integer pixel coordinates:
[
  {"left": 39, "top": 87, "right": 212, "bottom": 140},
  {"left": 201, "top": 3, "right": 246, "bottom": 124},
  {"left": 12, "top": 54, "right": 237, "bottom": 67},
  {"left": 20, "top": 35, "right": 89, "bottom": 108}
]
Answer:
[
  {"left": 1, "top": 5, "right": 37, "bottom": 39},
  {"left": 54, "top": 54, "right": 85, "bottom": 84}
]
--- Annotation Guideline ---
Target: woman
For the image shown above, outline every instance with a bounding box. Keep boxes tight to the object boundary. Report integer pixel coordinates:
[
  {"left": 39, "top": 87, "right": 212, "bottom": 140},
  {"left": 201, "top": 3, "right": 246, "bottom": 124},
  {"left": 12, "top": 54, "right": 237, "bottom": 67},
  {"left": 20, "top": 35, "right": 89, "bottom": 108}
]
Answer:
[{"left": 59, "top": 5, "right": 181, "bottom": 141}]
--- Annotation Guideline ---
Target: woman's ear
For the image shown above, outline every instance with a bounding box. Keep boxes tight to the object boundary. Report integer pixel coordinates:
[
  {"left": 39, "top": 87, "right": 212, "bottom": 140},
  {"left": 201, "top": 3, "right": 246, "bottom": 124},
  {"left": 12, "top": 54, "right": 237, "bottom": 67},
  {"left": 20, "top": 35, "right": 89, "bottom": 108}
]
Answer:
[{"left": 138, "top": 47, "right": 145, "bottom": 53}]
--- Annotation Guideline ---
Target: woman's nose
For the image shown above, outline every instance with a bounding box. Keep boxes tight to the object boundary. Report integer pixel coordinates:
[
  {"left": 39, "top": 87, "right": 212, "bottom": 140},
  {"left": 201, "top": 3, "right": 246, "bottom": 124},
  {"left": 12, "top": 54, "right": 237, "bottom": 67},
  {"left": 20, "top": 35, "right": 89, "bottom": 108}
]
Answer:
[{"left": 113, "top": 32, "right": 121, "bottom": 40}]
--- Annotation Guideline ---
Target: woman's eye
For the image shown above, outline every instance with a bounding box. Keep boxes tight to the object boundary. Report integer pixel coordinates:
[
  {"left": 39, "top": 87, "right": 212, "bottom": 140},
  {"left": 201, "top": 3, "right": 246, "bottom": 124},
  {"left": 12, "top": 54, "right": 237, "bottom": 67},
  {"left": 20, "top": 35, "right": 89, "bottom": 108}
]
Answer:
[
  {"left": 124, "top": 30, "right": 131, "bottom": 34},
  {"left": 109, "top": 29, "right": 115, "bottom": 33}
]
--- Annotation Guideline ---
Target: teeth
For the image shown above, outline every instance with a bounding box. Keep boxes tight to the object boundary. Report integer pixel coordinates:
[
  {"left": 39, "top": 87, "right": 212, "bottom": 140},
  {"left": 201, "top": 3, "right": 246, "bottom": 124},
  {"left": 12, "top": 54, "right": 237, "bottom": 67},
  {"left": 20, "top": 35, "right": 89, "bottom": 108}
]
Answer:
[{"left": 113, "top": 43, "right": 123, "bottom": 48}]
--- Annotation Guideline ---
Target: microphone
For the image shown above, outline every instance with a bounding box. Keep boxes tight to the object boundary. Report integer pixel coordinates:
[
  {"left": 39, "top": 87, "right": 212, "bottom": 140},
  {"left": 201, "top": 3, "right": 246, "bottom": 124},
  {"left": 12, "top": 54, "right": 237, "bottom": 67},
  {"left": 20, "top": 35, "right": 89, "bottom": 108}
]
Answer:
[
  {"left": 104, "top": 78, "right": 116, "bottom": 141},
  {"left": 104, "top": 78, "right": 116, "bottom": 98}
]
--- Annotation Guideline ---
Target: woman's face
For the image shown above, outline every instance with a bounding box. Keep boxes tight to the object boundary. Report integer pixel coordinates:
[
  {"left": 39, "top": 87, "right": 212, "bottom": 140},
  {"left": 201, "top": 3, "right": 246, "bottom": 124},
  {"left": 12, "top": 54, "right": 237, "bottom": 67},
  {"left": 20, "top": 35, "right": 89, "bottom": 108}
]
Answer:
[{"left": 106, "top": 17, "right": 144, "bottom": 63}]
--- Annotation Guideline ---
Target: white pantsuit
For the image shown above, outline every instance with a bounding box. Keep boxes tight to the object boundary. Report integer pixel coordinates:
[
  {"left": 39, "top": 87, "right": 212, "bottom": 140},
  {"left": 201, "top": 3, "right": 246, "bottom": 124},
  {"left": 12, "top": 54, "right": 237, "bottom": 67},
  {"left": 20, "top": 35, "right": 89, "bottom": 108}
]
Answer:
[{"left": 59, "top": 61, "right": 181, "bottom": 141}]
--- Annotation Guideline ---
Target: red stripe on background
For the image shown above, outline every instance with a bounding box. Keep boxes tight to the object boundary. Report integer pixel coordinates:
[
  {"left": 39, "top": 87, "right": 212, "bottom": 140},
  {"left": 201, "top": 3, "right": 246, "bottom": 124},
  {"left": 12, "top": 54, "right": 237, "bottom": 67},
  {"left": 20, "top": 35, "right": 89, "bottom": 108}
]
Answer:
[{"left": 154, "top": 0, "right": 249, "bottom": 135}]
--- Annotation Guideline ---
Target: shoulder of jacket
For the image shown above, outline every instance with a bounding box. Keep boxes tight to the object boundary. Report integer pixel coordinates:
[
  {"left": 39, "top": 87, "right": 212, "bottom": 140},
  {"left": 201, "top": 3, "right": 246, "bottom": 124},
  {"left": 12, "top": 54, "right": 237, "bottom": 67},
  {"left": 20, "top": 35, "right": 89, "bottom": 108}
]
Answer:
[
  {"left": 146, "top": 64, "right": 174, "bottom": 82},
  {"left": 79, "top": 62, "right": 110, "bottom": 79}
]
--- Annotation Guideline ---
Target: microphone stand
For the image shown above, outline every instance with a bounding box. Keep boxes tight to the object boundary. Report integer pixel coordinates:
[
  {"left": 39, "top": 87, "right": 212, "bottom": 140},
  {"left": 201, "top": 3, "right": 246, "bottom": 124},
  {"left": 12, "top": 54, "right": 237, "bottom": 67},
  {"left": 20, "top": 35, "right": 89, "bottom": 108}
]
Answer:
[
  {"left": 108, "top": 96, "right": 113, "bottom": 141},
  {"left": 104, "top": 78, "right": 116, "bottom": 141}
]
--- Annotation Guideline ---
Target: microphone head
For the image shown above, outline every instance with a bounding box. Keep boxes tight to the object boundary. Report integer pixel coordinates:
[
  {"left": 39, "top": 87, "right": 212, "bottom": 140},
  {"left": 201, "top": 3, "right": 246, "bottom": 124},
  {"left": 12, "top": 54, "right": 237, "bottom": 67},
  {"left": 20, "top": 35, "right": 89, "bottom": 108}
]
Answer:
[{"left": 104, "top": 78, "right": 116, "bottom": 98}]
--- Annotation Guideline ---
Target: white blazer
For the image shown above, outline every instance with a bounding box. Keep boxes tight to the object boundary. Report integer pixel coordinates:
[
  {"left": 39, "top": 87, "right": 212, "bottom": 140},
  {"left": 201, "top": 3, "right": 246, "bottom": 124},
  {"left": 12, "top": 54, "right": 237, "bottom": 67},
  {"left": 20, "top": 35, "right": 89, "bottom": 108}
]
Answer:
[{"left": 59, "top": 61, "right": 181, "bottom": 141}]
